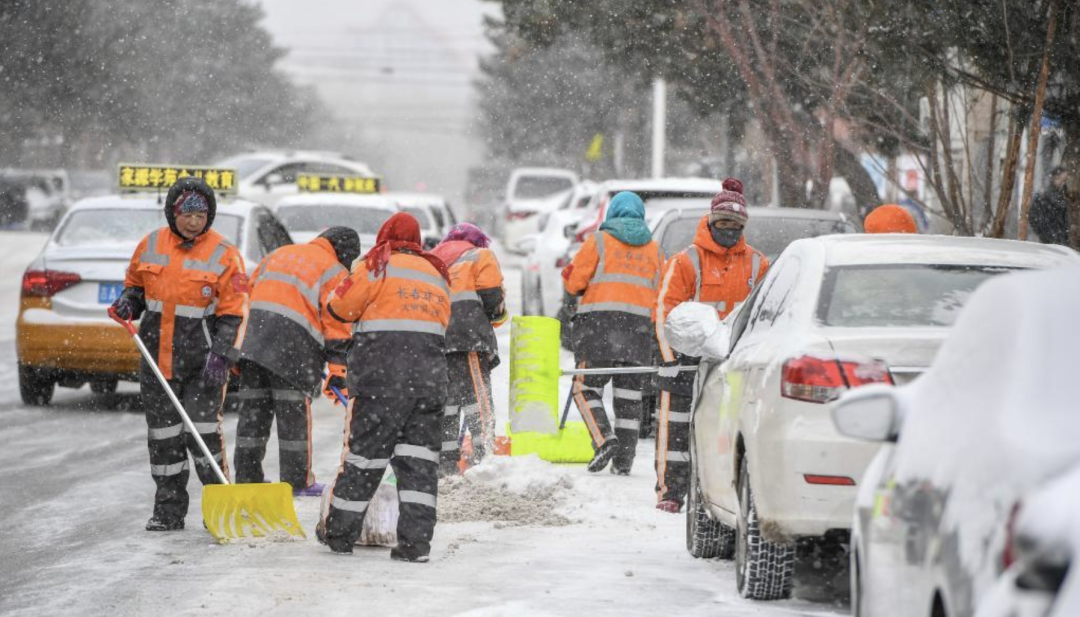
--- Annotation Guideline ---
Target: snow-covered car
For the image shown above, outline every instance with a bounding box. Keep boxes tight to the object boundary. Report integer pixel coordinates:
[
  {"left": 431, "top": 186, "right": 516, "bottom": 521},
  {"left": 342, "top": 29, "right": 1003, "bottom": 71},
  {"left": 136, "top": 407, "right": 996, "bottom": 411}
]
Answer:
[
  {"left": 832, "top": 266, "right": 1080, "bottom": 617},
  {"left": 274, "top": 193, "right": 397, "bottom": 249},
  {"left": 387, "top": 192, "right": 458, "bottom": 238},
  {"left": 677, "top": 235, "right": 1079, "bottom": 601},
  {"left": 216, "top": 150, "right": 377, "bottom": 208},
  {"left": 0, "top": 169, "right": 71, "bottom": 229},
  {"left": 502, "top": 167, "right": 579, "bottom": 253},
  {"left": 16, "top": 195, "right": 293, "bottom": 405},
  {"left": 977, "top": 461, "right": 1080, "bottom": 617},
  {"left": 521, "top": 181, "right": 598, "bottom": 316}
]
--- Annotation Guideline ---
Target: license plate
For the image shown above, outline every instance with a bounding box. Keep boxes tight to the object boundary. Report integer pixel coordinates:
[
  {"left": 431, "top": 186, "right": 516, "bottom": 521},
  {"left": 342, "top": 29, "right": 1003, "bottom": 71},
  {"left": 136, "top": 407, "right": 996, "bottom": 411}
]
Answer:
[{"left": 98, "top": 282, "right": 124, "bottom": 304}]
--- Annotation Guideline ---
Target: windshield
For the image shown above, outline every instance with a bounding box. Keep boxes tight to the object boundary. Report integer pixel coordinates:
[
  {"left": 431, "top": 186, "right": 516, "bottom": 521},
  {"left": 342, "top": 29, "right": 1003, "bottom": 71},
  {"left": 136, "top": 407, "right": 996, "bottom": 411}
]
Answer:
[
  {"left": 218, "top": 157, "right": 275, "bottom": 180},
  {"left": 513, "top": 176, "right": 575, "bottom": 200},
  {"left": 660, "top": 215, "right": 854, "bottom": 259},
  {"left": 401, "top": 206, "right": 433, "bottom": 230},
  {"left": 54, "top": 210, "right": 242, "bottom": 248},
  {"left": 277, "top": 205, "right": 393, "bottom": 235},
  {"left": 818, "top": 264, "right": 1017, "bottom": 328}
]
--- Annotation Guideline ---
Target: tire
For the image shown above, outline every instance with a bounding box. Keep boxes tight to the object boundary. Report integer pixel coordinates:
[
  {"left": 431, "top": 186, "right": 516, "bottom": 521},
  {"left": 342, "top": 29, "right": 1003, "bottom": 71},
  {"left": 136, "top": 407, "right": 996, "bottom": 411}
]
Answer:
[
  {"left": 90, "top": 378, "right": 118, "bottom": 395},
  {"left": 735, "top": 460, "right": 795, "bottom": 600},
  {"left": 687, "top": 457, "right": 735, "bottom": 559},
  {"left": 19, "top": 365, "right": 55, "bottom": 406}
]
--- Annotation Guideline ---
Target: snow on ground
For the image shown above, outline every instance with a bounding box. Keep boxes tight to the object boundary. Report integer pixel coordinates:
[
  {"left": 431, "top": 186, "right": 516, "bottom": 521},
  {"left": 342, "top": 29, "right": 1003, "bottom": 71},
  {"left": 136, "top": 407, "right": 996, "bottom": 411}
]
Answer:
[{"left": 0, "top": 235, "right": 848, "bottom": 616}]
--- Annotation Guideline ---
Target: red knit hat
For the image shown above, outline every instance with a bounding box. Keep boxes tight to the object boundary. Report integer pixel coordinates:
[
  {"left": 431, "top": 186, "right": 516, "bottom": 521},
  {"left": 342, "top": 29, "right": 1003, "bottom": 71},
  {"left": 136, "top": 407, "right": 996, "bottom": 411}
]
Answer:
[{"left": 709, "top": 178, "right": 749, "bottom": 225}]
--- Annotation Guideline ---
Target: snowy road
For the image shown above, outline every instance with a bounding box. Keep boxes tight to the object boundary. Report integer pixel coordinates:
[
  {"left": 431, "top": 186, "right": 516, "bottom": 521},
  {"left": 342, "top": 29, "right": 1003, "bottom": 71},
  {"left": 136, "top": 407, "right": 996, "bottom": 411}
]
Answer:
[{"left": 0, "top": 234, "right": 847, "bottom": 616}]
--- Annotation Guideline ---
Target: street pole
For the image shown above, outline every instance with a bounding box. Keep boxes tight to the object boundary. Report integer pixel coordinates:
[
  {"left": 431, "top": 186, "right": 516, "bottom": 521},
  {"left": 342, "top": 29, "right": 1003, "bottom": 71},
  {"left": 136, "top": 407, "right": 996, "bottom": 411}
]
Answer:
[{"left": 652, "top": 77, "right": 667, "bottom": 178}]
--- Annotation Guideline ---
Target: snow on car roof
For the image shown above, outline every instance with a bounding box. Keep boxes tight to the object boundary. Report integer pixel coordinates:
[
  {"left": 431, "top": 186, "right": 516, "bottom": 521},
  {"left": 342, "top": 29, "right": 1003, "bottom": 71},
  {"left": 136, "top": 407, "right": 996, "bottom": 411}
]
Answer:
[
  {"left": 385, "top": 192, "right": 446, "bottom": 205},
  {"left": 805, "top": 233, "right": 1080, "bottom": 268},
  {"left": 274, "top": 193, "right": 397, "bottom": 210},
  {"left": 597, "top": 177, "right": 725, "bottom": 193},
  {"left": 68, "top": 194, "right": 265, "bottom": 215}
]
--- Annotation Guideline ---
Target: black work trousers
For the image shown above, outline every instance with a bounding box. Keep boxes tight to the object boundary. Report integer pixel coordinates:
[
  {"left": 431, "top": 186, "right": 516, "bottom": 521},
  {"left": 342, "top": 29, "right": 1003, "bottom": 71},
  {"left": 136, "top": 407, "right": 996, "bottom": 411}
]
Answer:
[
  {"left": 233, "top": 360, "right": 314, "bottom": 490},
  {"left": 439, "top": 352, "right": 496, "bottom": 476},
  {"left": 572, "top": 357, "right": 644, "bottom": 473},
  {"left": 322, "top": 394, "right": 443, "bottom": 558},
  {"left": 142, "top": 375, "right": 228, "bottom": 524},
  {"left": 655, "top": 366, "right": 696, "bottom": 504}
]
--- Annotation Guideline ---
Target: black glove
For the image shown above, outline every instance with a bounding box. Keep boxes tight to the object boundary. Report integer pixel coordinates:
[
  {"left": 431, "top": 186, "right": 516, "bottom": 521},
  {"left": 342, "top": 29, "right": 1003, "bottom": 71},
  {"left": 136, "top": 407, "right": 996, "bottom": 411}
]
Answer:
[
  {"left": 200, "top": 352, "right": 231, "bottom": 389},
  {"left": 110, "top": 287, "right": 145, "bottom": 321}
]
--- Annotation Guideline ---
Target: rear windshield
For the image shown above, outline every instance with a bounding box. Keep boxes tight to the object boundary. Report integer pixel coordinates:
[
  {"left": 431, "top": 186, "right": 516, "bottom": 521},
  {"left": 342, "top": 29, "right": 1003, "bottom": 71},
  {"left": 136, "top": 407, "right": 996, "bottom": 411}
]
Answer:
[
  {"left": 400, "top": 206, "right": 433, "bottom": 230},
  {"left": 513, "top": 176, "right": 575, "bottom": 200},
  {"left": 817, "top": 264, "right": 1017, "bottom": 328},
  {"left": 277, "top": 205, "right": 392, "bottom": 235},
  {"left": 54, "top": 210, "right": 241, "bottom": 248},
  {"left": 660, "top": 215, "right": 854, "bottom": 259}
]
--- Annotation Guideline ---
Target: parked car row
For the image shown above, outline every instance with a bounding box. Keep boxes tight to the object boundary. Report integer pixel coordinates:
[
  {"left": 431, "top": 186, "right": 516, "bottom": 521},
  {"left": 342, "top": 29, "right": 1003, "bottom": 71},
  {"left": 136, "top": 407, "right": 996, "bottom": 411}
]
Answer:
[{"left": 661, "top": 232, "right": 1078, "bottom": 614}]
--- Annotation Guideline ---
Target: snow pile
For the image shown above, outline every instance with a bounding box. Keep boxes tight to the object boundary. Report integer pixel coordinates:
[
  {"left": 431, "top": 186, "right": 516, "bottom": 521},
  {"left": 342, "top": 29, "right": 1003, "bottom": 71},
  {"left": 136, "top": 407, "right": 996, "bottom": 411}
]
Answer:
[{"left": 438, "top": 455, "right": 574, "bottom": 527}]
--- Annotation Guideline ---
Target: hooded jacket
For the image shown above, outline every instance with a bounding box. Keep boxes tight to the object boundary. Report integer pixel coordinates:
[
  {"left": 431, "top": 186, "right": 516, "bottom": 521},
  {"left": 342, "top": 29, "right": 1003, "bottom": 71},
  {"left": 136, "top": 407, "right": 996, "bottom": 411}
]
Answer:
[
  {"left": 656, "top": 216, "right": 769, "bottom": 363},
  {"left": 431, "top": 239, "right": 505, "bottom": 362}
]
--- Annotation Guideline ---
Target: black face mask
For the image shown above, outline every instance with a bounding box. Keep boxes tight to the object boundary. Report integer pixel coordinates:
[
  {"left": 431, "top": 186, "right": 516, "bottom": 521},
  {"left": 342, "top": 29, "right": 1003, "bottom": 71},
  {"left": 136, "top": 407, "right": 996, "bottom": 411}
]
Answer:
[{"left": 710, "top": 226, "right": 743, "bottom": 248}]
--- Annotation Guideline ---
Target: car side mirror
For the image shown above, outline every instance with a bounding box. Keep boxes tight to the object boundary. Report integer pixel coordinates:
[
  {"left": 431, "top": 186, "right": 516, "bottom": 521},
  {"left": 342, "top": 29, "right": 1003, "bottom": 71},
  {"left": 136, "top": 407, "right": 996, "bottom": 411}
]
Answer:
[
  {"left": 831, "top": 385, "right": 901, "bottom": 443},
  {"left": 262, "top": 173, "right": 284, "bottom": 188},
  {"left": 664, "top": 302, "right": 731, "bottom": 361}
]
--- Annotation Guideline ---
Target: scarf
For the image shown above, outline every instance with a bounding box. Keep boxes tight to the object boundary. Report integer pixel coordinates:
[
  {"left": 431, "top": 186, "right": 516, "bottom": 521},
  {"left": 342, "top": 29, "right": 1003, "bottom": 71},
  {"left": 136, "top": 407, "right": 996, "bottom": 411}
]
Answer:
[{"left": 365, "top": 212, "right": 451, "bottom": 283}]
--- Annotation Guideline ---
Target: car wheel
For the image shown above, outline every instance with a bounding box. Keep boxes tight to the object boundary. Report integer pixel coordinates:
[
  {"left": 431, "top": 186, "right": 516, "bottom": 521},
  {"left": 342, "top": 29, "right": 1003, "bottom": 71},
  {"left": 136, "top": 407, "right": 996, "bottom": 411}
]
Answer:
[
  {"left": 735, "top": 460, "right": 795, "bottom": 600},
  {"left": 687, "top": 456, "right": 735, "bottom": 559},
  {"left": 90, "top": 378, "right": 118, "bottom": 395},
  {"left": 19, "top": 365, "right": 55, "bottom": 406}
]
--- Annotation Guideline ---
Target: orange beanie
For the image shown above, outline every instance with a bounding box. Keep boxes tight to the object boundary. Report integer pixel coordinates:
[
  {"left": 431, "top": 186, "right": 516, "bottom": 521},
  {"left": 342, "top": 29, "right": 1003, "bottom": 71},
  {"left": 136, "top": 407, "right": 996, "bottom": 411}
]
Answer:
[{"left": 865, "top": 204, "right": 917, "bottom": 234}]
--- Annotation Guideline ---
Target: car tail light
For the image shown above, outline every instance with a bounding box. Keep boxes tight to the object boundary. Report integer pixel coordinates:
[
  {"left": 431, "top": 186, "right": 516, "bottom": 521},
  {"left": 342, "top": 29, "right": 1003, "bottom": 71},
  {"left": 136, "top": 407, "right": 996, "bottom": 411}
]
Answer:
[
  {"left": 781, "top": 355, "right": 894, "bottom": 404},
  {"left": 505, "top": 210, "right": 537, "bottom": 221},
  {"left": 22, "top": 269, "right": 82, "bottom": 298},
  {"left": 803, "top": 474, "right": 856, "bottom": 486}
]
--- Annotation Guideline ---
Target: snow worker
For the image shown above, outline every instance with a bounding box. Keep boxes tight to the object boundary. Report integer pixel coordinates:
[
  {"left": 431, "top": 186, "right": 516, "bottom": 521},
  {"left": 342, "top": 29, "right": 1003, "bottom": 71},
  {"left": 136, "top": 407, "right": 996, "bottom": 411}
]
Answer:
[
  {"left": 110, "top": 177, "right": 249, "bottom": 531},
  {"left": 654, "top": 178, "right": 768, "bottom": 513},
  {"left": 864, "top": 203, "right": 918, "bottom": 234},
  {"left": 563, "top": 191, "right": 664, "bottom": 474},
  {"left": 317, "top": 212, "right": 451, "bottom": 561},
  {"left": 232, "top": 227, "right": 360, "bottom": 496},
  {"left": 430, "top": 223, "right": 507, "bottom": 477}
]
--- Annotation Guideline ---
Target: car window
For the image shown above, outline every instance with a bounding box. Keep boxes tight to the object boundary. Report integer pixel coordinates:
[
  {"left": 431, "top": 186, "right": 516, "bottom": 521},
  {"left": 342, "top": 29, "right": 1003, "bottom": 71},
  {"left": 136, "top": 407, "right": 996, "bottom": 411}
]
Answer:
[
  {"left": 727, "top": 283, "right": 765, "bottom": 351},
  {"left": 661, "top": 214, "right": 853, "bottom": 261},
  {"left": 817, "top": 264, "right": 1018, "bottom": 328},
  {"left": 751, "top": 256, "right": 800, "bottom": 329},
  {"left": 513, "top": 176, "right": 575, "bottom": 200},
  {"left": 277, "top": 205, "right": 394, "bottom": 235},
  {"left": 429, "top": 206, "right": 445, "bottom": 229},
  {"left": 400, "top": 206, "right": 433, "bottom": 230},
  {"left": 259, "top": 163, "right": 305, "bottom": 185},
  {"left": 257, "top": 210, "right": 293, "bottom": 254},
  {"left": 443, "top": 202, "right": 458, "bottom": 225},
  {"left": 54, "top": 209, "right": 241, "bottom": 247},
  {"left": 306, "top": 162, "right": 357, "bottom": 175}
]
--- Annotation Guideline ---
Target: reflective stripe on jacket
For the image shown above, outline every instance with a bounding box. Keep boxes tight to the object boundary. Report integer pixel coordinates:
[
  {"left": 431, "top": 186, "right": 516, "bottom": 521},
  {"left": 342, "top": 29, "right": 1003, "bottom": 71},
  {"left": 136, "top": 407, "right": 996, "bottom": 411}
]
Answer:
[
  {"left": 124, "top": 227, "right": 249, "bottom": 381},
  {"left": 240, "top": 237, "right": 351, "bottom": 393},
  {"left": 563, "top": 231, "right": 663, "bottom": 365},
  {"left": 327, "top": 251, "right": 450, "bottom": 397},
  {"left": 656, "top": 217, "right": 769, "bottom": 363},
  {"left": 444, "top": 246, "right": 503, "bottom": 358}
]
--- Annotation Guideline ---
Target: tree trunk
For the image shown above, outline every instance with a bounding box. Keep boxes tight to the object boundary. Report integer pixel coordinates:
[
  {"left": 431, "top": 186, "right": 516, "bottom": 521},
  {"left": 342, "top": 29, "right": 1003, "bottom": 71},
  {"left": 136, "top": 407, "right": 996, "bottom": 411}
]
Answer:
[
  {"left": 990, "top": 108, "right": 1025, "bottom": 238},
  {"left": 834, "top": 147, "right": 881, "bottom": 216},
  {"left": 1018, "top": 0, "right": 1060, "bottom": 241},
  {"left": 1064, "top": 125, "right": 1080, "bottom": 250}
]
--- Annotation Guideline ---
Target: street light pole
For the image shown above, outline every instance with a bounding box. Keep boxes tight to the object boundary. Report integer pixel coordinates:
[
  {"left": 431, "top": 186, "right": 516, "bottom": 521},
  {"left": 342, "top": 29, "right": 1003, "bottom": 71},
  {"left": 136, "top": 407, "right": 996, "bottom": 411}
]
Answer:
[{"left": 652, "top": 77, "right": 667, "bottom": 178}]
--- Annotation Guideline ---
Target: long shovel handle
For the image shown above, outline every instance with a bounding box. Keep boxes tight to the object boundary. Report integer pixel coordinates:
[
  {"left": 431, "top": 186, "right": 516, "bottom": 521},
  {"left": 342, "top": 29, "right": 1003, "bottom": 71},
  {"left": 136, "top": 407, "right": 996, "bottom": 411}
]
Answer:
[
  {"left": 560, "top": 365, "right": 699, "bottom": 376},
  {"left": 319, "top": 371, "right": 349, "bottom": 407},
  {"left": 558, "top": 387, "right": 575, "bottom": 430},
  {"left": 109, "top": 306, "right": 229, "bottom": 485}
]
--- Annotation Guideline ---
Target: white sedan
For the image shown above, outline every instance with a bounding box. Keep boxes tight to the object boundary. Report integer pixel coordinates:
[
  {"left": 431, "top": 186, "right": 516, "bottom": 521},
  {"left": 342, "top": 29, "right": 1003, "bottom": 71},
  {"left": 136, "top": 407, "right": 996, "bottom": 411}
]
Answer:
[
  {"left": 217, "top": 150, "right": 377, "bottom": 208},
  {"left": 273, "top": 193, "right": 398, "bottom": 251},
  {"left": 677, "top": 234, "right": 1079, "bottom": 601}
]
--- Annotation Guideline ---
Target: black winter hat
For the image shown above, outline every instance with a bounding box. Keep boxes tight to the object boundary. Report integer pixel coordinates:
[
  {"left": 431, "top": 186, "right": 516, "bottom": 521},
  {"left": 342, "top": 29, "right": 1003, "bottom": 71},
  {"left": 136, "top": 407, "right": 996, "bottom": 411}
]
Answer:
[
  {"left": 318, "top": 226, "right": 362, "bottom": 268},
  {"left": 164, "top": 176, "right": 217, "bottom": 240}
]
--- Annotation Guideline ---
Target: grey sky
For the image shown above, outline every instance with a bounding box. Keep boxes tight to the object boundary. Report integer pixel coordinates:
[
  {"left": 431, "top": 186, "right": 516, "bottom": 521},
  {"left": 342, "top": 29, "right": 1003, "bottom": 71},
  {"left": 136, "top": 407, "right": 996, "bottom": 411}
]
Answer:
[{"left": 258, "top": 0, "right": 497, "bottom": 204}]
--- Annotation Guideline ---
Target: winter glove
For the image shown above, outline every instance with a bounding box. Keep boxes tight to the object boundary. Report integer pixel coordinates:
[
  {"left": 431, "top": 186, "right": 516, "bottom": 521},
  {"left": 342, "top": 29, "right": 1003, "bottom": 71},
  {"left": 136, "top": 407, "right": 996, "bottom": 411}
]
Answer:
[
  {"left": 110, "top": 287, "right": 145, "bottom": 321},
  {"left": 200, "top": 352, "right": 231, "bottom": 389},
  {"left": 323, "top": 364, "right": 348, "bottom": 405}
]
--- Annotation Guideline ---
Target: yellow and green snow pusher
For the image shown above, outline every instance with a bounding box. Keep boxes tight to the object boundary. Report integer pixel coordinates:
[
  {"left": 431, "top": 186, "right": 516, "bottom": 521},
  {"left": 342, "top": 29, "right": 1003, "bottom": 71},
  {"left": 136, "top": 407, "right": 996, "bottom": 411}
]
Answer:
[{"left": 110, "top": 307, "right": 305, "bottom": 542}]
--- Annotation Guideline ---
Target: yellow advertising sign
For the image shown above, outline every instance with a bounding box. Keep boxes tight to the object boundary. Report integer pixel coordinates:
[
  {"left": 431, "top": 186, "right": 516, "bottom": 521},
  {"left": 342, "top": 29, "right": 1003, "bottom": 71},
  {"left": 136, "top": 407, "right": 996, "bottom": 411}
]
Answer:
[
  {"left": 296, "top": 174, "right": 381, "bottom": 194},
  {"left": 118, "top": 164, "right": 237, "bottom": 194},
  {"left": 585, "top": 133, "right": 604, "bottom": 162}
]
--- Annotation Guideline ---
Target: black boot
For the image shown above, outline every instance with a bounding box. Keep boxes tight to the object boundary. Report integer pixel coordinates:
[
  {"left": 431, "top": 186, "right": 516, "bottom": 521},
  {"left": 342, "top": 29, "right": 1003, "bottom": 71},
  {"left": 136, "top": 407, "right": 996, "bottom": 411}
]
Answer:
[
  {"left": 390, "top": 547, "right": 430, "bottom": 563},
  {"left": 587, "top": 438, "right": 619, "bottom": 473},
  {"left": 146, "top": 516, "right": 184, "bottom": 531}
]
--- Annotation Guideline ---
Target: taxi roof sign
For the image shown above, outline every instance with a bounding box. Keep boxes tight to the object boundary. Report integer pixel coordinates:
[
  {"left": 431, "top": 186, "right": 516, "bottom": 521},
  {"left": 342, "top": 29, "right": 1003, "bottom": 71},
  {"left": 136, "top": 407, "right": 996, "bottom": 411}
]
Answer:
[
  {"left": 118, "top": 164, "right": 238, "bottom": 194},
  {"left": 297, "top": 174, "right": 381, "bottom": 194}
]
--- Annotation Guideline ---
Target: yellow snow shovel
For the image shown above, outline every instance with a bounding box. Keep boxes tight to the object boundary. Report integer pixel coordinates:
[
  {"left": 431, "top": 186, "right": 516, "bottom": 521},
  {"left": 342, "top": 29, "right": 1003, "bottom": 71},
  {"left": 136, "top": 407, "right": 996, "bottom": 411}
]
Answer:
[{"left": 110, "top": 307, "right": 305, "bottom": 542}]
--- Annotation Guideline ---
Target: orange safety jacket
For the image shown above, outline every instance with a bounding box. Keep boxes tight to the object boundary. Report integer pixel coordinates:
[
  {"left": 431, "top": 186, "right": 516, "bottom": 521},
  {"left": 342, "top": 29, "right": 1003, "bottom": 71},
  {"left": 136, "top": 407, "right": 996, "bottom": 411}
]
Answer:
[
  {"left": 656, "top": 217, "right": 769, "bottom": 363},
  {"left": 327, "top": 250, "right": 451, "bottom": 397},
  {"left": 563, "top": 230, "right": 664, "bottom": 365},
  {"left": 240, "top": 237, "right": 352, "bottom": 394},
  {"left": 443, "top": 244, "right": 505, "bottom": 360},
  {"left": 124, "top": 227, "right": 249, "bottom": 381}
]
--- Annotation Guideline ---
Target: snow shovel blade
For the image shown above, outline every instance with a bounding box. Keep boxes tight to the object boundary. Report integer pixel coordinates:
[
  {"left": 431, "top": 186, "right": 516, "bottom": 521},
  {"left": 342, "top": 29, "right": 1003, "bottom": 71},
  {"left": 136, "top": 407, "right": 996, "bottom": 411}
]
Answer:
[{"left": 202, "top": 482, "right": 305, "bottom": 542}]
